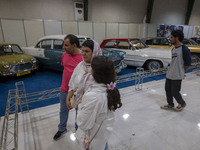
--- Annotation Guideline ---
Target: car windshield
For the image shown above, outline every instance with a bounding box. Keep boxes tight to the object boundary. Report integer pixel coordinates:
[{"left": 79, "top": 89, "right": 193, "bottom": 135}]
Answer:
[
  {"left": 0, "top": 45, "right": 23, "bottom": 56},
  {"left": 130, "top": 39, "right": 148, "bottom": 49},
  {"left": 189, "top": 39, "right": 198, "bottom": 45}
]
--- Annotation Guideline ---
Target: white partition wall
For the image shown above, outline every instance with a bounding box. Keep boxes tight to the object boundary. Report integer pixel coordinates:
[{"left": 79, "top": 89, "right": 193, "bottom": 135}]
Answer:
[
  {"left": 62, "top": 21, "right": 78, "bottom": 35},
  {"left": 137, "top": 24, "right": 144, "bottom": 38},
  {"left": 106, "top": 23, "right": 119, "bottom": 39},
  {"left": 93, "top": 22, "right": 106, "bottom": 44},
  {"left": 44, "top": 20, "right": 62, "bottom": 36},
  {"left": 78, "top": 22, "right": 93, "bottom": 38},
  {"left": 129, "top": 24, "right": 139, "bottom": 38},
  {"left": 0, "top": 20, "right": 3, "bottom": 43},
  {"left": 147, "top": 24, "right": 157, "bottom": 37},
  {"left": 1, "top": 19, "right": 26, "bottom": 47},
  {"left": 119, "top": 23, "right": 129, "bottom": 38},
  {"left": 24, "top": 20, "right": 44, "bottom": 47}
]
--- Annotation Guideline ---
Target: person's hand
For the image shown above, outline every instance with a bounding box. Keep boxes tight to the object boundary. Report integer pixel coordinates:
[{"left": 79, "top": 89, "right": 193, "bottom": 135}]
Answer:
[
  {"left": 83, "top": 138, "right": 90, "bottom": 149},
  {"left": 66, "top": 99, "right": 72, "bottom": 110}
]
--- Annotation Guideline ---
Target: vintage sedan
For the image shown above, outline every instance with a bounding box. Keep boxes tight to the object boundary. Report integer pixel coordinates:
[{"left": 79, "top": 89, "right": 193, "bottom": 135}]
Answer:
[
  {"left": 100, "top": 38, "right": 171, "bottom": 72},
  {"left": 142, "top": 37, "right": 200, "bottom": 64},
  {"left": 0, "top": 43, "right": 38, "bottom": 77},
  {"left": 22, "top": 35, "right": 126, "bottom": 73}
]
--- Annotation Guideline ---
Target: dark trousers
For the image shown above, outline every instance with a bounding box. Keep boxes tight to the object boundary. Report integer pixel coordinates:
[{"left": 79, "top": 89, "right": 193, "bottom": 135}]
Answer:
[{"left": 165, "top": 78, "right": 186, "bottom": 106}]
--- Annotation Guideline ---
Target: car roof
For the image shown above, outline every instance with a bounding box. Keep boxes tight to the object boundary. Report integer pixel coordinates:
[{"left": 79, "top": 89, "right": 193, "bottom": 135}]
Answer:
[
  {"left": 141, "top": 37, "right": 169, "bottom": 41},
  {"left": 0, "top": 43, "right": 18, "bottom": 45},
  {"left": 103, "top": 38, "right": 140, "bottom": 41},
  {"left": 38, "top": 35, "right": 90, "bottom": 41}
]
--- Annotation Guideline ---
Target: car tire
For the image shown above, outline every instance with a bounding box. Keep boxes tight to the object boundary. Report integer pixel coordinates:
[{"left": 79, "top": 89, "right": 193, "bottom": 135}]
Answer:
[{"left": 146, "top": 60, "right": 162, "bottom": 72}]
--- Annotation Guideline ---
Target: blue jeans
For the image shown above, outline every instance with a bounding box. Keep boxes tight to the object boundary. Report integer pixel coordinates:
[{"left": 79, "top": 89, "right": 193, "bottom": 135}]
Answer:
[{"left": 58, "top": 91, "right": 69, "bottom": 131}]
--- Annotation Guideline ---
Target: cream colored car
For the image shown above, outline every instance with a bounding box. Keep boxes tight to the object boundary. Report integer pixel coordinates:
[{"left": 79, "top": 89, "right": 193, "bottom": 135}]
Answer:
[{"left": 142, "top": 37, "right": 200, "bottom": 64}]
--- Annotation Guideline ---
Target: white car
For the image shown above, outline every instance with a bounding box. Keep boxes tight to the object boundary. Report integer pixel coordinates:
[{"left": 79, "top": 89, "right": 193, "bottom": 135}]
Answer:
[
  {"left": 100, "top": 38, "right": 171, "bottom": 72},
  {"left": 22, "top": 35, "right": 127, "bottom": 72}
]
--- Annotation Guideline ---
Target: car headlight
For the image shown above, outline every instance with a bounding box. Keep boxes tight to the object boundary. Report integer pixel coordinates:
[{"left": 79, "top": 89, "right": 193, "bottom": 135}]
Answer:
[
  {"left": 3, "top": 62, "right": 10, "bottom": 69},
  {"left": 31, "top": 58, "right": 37, "bottom": 63}
]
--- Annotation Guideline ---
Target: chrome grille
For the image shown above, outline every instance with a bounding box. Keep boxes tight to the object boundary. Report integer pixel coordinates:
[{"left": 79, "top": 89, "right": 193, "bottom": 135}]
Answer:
[
  {"left": 10, "top": 63, "right": 33, "bottom": 73},
  {"left": 113, "top": 60, "right": 121, "bottom": 66}
]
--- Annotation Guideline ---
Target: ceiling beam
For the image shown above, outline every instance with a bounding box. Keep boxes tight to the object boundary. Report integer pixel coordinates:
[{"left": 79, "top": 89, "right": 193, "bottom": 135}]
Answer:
[
  {"left": 185, "top": 0, "right": 195, "bottom": 25},
  {"left": 146, "top": 0, "right": 154, "bottom": 23}
]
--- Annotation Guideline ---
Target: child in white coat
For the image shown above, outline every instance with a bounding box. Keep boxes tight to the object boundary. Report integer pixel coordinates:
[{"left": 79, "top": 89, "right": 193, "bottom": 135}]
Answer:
[{"left": 75, "top": 56, "right": 122, "bottom": 150}]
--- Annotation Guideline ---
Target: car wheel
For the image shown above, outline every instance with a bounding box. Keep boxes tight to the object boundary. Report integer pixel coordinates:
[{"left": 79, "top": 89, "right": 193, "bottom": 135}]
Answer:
[
  {"left": 146, "top": 60, "right": 162, "bottom": 72},
  {"left": 191, "top": 55, "right": 200, "bottom": 65}
]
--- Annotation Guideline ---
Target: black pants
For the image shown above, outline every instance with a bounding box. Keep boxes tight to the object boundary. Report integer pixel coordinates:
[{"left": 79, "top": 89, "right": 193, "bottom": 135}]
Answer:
[{"left": 165, "top": 78, "right": 185, "bottom": 106}]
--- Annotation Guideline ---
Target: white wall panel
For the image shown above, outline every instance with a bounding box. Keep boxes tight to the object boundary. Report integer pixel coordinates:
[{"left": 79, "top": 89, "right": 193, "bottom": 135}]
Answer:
[
  {"left": 0, "top": 20, "right": 3, "bottom": 43},
  {"left": 129, "top": 24, "right": 139, "bottom": 38},
  {"left": 1, "top": 19, "right": 26, "bottom": 47},
  {"left": 119, "top": 24, "right": 129, "bottom": 38},
  {"left": 78, "top": 22, "right": 93, "bottom": 38},
  {"left": 138, "top": 24, "right": 144, "bottom": 38},
  {"left": 147, "top": 24, "right": 157, "bottom": 37},
  {"left": 106, "top": 23, "right": 118, "bottom": 39},
  {"left": 44, "top": 20, "right": 62, "bottom": 36},
  {"left": 24, "top": 20, "right": 44, "bottom": 46},
  {"left": 62, "top": 21, "right": 78, "bottom": 35},
  {"left": 93, "top": 22, "right": 106, "bottom": 44}
]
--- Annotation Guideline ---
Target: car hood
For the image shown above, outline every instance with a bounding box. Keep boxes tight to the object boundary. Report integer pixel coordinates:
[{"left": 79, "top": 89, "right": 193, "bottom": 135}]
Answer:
[
  {"left": 0, "top": 54, "right": 34, "bottom": 65},
  {"left": 102, "top": 49, "right": 126, "bottom": 59}
]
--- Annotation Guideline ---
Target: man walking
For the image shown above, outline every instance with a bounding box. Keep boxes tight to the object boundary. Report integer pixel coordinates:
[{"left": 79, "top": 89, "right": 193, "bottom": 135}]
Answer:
[
  {"left": 161, "top": 30, "right": 191, "bottom": 111},
  {"left": 53, "top": 34, "right": 82, "bottom": 140}
]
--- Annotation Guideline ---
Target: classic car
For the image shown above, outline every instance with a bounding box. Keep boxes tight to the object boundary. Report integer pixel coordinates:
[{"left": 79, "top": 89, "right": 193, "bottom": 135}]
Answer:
[
  {"left": 22, "top": 35, "right": 126, "bottom": 73},
  {"left": 190, "top": 37, "right": 200, "bottom": 45},
  {"left": 142, "top": 37, "right": 200, "bottom": 64},
  {"left": 0, "top": 43, "right": 38, "bottom": 77},
  {"left": 100, "top": 38, "right": 171, "bottom": 72}
]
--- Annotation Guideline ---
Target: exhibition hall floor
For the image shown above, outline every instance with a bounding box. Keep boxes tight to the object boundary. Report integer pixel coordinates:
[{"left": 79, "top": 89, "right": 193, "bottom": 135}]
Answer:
[{"left": 2, "top": 71, "right": 199, "bottom": 150}]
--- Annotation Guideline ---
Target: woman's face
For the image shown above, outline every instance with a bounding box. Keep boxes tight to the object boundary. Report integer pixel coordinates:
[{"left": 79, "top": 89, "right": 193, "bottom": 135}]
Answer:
[{"left": 81, "top": 46, "right": 93, "bottom": 63}]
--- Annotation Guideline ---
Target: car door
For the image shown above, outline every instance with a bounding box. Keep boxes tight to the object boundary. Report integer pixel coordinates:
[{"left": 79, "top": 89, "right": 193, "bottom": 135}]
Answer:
[
  {"left": 43, "top": 39, "right": 64, "bottom": 71},
  {"left": 116, "top": 40, "right": 142, "bottom": 66}
]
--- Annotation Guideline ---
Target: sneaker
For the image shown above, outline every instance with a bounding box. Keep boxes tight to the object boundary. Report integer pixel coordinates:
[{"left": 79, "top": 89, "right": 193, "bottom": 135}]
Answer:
[
  {"left": 53, "top": 129, "right": 67, "bottom": 140},
  {"left": 175, "top": 103, "right": 186, "bottom": 111},
  {"left": 160, "top": 104, "right": 174, "bottom": 110}
]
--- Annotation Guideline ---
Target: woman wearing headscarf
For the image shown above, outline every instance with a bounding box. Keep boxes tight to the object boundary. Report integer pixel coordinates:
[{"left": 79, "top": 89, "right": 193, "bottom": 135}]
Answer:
[{"left": 66, "top": 39, "right": 102, "bottom": 109}]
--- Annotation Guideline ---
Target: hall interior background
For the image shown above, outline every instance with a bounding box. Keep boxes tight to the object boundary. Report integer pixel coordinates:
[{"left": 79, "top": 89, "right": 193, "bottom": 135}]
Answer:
[{"left": 0, "top": 0, "right": 200, "bottom": 47}]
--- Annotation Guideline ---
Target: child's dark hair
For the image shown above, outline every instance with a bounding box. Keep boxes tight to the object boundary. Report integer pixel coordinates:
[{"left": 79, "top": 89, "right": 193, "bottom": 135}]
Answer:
[
  {"left": 82, "top": 39, "right": 94, "bottom": 51},
  {"left": 64, "top": 34, "right": 80, "bottom": 48},
  {"left": 171, "top": 30, "right": 184, "bottom": 42},
  {"left": 91, "top": 56, "right": 122, "bottom": 111}
]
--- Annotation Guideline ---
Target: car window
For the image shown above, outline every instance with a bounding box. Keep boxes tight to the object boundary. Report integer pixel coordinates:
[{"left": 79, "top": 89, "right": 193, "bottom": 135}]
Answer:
[
  {"left": 41, "top": 40, "right": 52, "bottom": 49},
  {"left": 118, "top": 41, "right": 131, "bottom": 49},
  {"left": 103, "top": 40, "right": 117, "bottom": 48},
  {"left": 182, "top": 39, "right": 190, "bottom": 45},
  {"left": 1, "top": 45, "right": 23, "bottom": 54},
  {"left": 12, "top": 45, "right": 23, "bottom": 54},
  {"left": 145, "top": 39, "right": 152, "bottom": 45},
  {"left": 152, "top": 39, "right": 160, "bottom": 45},
  {"left": 189, "top": 39, "right": 198, "bottom": 45},
  {"left": 79, "top": 38, "right": 87, "bottom": 47},
  {"left": 130, "top": 39, "right": 147, "bottom": 49},
  {"left": 161, "top": 38, "right": 170, "bottom": 45},
  {"left": 0, "top": 46, "right": 5, "bottom": 55},
  {"left": 53, "top": 40, "right": 63, "bottom": 49}
]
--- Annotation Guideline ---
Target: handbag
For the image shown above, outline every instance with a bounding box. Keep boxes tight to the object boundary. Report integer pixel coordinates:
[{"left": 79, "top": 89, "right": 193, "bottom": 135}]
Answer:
[{"left": 70, "top": 94, "right": 78, "bottom": 108}]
